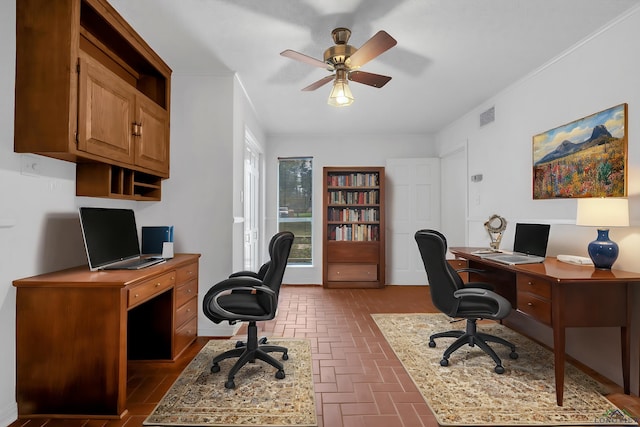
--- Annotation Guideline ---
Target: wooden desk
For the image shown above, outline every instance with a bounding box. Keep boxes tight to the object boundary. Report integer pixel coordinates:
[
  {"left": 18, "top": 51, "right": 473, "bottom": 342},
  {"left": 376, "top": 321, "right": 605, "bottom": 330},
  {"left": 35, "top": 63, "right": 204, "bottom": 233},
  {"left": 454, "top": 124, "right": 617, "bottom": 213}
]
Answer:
[
  {"left": 13, "top": 253, "right": 200, "bottom": 418},
  {"left": 449, "top": 247, "right": 640, "bottom": 406}
]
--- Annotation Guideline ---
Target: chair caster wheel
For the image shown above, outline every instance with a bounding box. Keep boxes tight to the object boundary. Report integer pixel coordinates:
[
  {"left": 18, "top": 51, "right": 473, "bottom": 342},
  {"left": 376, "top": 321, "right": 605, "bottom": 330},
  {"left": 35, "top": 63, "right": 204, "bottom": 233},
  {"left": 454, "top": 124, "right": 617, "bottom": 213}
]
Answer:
[
  {"left": 235, "top": 340, "right": 245, "bottom": 348},
  {"left": 211, "top": 363, "right": 221, "bottom": 373},
  {"left": 440, "top": 358, "right": 449, "bottom": 367},
  {"left": 509, "top": 351, "right": 518, "bottom": 359},
  {"left": 429, "top": 340, "right": 436, "bottom": 348},
  {"left": 495, "top": 365, "right": 505, "bottom": 374},
  {"left": 282, "top": 352, "right": 289, "bottom": 361},
  {"left": 259, "top": 337, "right": 268, "bottom": 345},
  {"left": 224, "top": 380, "right": 236, "bottom": 389},
  {"left": 275, "top": 370, "right": 285, "bottom": 379}
]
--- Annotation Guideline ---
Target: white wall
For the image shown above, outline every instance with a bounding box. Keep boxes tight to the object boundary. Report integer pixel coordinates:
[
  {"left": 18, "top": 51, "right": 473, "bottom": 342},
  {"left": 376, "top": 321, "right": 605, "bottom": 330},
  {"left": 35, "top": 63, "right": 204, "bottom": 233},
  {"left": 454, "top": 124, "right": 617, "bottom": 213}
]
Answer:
[
  {"left": 265, "top": 133, "right": 436, "bottom": 284},
  {"left": 436, "top": 5, "right": 640, "bottom": 391}
]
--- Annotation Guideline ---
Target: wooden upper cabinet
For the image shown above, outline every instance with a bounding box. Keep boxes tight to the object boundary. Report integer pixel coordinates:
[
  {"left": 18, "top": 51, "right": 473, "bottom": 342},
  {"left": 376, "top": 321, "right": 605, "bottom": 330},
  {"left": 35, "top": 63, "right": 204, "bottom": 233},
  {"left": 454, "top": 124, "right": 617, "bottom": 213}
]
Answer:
[
  {"left": 14, "top": 0, "right": 172, "bottom": 196},
  {"left": 78, "top": 54, "right": 136, "bottom": 165}
]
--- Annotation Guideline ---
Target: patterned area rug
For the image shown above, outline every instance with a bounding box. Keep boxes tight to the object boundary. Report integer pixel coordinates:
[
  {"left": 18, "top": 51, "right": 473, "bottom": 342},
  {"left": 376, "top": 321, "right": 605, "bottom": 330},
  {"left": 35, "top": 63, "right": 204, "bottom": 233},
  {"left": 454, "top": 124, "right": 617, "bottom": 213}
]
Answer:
[
  {"left": 144, "top": 339, "right": 317, "bottom": 427},
  {"left": 372, "top": 313, "right": 636, "bottom": 426}
]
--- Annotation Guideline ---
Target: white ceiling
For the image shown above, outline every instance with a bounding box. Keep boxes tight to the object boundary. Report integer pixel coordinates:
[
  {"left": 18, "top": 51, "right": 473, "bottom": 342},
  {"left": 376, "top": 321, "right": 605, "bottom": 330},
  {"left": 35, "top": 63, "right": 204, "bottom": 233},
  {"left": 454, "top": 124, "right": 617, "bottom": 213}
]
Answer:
[{"left": 110, "top": 0, "right": 639, "bottom": 136}]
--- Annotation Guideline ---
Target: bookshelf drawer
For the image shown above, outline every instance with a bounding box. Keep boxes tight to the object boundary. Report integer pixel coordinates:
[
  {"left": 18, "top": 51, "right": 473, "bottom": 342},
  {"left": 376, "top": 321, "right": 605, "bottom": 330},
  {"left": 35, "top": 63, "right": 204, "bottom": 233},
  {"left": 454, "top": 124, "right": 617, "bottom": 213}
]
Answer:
[
  {"left": 327, "top": 263, "right": 378, "bottom": 281},
  {"left": 128, "top": 272, "right": 175, "bottom": 308},
  {"left": 327, "top": 242, "right": 379, "bottom": 262}
]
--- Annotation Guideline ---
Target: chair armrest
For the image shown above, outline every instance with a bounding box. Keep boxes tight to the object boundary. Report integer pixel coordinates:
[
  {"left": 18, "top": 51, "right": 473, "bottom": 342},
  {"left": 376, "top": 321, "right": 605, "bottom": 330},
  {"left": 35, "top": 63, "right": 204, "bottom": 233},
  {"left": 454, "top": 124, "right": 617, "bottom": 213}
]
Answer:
[
  {"left": 229, "top": 270, "right": 261, "bottom": 279},
  {"left": 203, "top": 277, "right": 277, "bottom": 321},
  {"left": 453, "top": 288, "right": 511, "bottom": 318}
]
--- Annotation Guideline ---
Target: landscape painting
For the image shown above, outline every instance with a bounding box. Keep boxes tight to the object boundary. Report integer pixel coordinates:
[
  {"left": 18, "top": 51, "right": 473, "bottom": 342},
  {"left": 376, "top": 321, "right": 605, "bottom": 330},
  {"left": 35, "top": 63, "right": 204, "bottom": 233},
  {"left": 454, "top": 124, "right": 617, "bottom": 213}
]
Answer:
[{"left": 532, "top": 103, "right": 627, "bottom": 199}]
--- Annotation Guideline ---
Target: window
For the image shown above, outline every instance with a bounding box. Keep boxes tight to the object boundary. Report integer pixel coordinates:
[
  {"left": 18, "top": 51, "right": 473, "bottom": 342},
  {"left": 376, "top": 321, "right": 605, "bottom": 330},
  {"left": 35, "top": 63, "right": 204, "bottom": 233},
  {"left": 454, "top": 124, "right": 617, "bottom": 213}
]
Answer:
[{"left": 278, "top": 157, "right": 312, "bottom": 265}]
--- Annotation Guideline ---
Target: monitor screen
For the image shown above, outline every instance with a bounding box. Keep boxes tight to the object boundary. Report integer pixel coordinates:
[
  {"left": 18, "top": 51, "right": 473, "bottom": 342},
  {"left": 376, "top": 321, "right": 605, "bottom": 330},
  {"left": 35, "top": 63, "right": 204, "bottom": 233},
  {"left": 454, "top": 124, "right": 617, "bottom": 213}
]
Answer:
[
  {"left": 79, "top": 207, "right": 141, "bottom": 271},
  {"left": 513, "top": 223, "right": 550, "bottom": 257}
]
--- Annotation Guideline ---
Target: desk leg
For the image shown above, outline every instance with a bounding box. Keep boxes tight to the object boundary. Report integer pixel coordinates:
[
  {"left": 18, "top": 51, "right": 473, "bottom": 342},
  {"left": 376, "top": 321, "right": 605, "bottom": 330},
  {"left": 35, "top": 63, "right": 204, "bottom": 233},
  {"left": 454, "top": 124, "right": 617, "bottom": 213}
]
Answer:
[
  {"left": 621, "top": 325, "right": 630, "bottom": 394},
  {"left": 553, "top": 324, "right": 565, "bottom": 406}
]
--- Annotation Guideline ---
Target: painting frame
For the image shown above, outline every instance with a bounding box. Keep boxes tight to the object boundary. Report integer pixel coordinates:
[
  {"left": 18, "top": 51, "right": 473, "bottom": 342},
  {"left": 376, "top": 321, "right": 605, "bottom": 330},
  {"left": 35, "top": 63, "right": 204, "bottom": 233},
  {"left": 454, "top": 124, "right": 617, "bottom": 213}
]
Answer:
[{"left": 532, "top": 103, "right": 628, "bottom": 200}]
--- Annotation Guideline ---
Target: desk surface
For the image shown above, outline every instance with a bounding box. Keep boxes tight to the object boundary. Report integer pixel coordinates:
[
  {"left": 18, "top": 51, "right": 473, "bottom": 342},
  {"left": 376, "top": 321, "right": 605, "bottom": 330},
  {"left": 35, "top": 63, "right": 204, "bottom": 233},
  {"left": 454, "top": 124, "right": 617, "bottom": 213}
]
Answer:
[
  {"left": 450, "top": 247, "right": 640, "bottom": 282},
  {"left": 13, "top": 253, "right": 200, "bottom": 288}
]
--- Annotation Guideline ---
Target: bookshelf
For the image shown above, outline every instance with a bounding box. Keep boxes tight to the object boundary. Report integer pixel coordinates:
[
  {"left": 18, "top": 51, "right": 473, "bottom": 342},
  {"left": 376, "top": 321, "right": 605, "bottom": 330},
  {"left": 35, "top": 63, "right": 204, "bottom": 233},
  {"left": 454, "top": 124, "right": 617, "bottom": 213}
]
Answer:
[{"left": 323, "top": 166, "right": 385, "bottom": 288}]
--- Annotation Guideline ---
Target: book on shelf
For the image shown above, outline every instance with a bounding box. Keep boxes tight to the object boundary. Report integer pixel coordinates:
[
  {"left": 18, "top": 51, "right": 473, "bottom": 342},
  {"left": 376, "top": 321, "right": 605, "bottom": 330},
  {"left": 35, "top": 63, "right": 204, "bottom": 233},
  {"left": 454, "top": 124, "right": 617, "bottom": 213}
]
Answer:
[
  {"left": 327, "top": 173, "right": 379, "bottom": 187},
  {"left": 330, "top": 224, "right": 379, "bottom": 241}
]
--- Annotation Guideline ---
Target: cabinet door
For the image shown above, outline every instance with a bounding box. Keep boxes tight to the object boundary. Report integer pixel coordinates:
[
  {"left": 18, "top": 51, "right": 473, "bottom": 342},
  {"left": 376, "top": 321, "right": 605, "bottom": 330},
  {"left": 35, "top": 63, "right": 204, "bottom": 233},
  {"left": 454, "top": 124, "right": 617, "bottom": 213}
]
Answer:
[
  {"left": 78, "top": 56, "right": 135, "bottom": 164},
  {"left": 135, "top": 95, "right": 169, "bottom": 174}
]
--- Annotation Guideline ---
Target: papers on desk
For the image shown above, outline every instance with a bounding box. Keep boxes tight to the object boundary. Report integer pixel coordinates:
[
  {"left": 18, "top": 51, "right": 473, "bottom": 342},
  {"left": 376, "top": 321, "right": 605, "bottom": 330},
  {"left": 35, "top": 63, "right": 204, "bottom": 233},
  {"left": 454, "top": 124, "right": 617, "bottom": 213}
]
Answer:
[{"left": 557, "top": 254, "right": 594, "bottom": 266}]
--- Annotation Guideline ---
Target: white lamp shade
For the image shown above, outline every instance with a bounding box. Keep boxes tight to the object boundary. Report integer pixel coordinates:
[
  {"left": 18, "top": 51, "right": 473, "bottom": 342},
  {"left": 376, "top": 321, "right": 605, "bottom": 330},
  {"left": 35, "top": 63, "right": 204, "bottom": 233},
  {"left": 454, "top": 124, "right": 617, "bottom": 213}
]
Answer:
[{"left": 576, "top": 198, "right": 629, "bottom": 227}]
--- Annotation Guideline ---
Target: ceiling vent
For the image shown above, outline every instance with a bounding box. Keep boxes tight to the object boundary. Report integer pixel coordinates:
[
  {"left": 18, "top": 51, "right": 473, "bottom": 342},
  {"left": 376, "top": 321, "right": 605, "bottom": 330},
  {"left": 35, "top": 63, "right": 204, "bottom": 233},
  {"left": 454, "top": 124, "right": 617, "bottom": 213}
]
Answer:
[{"left": 480, "top": 106, "right": 495, "bottom": 127}]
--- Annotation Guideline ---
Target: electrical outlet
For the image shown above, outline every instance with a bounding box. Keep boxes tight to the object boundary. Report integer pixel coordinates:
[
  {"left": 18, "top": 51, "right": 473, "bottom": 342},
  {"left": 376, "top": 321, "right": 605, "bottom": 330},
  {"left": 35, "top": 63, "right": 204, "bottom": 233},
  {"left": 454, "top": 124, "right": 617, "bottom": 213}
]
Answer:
[{"left": 21, "top": 154, "right": 41, "bottom": 177}]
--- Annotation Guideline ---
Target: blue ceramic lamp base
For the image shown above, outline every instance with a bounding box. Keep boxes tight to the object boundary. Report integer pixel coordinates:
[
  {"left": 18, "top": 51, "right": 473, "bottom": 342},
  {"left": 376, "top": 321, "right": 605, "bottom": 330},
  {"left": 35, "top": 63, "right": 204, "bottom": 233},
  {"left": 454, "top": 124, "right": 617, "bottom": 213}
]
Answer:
[{"left": 587, "top": 228, "right": 619, "bottom": 269}]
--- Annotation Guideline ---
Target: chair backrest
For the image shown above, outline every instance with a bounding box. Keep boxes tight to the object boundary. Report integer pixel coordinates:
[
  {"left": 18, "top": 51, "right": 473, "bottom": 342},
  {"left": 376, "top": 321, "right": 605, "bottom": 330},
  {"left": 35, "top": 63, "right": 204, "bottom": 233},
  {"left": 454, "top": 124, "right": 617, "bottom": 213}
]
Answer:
[
  {"left": 414, "top": 229, "right": 463, "bottom": 316},
  {"left": 259, "top": 231, "right": 294, "bottom": 303}
]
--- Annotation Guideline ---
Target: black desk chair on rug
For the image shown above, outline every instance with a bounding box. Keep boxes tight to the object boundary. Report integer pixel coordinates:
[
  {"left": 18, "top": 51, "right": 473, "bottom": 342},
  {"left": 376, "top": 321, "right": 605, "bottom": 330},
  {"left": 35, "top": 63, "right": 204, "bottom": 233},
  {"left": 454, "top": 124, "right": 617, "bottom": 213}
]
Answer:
[
  {"left": 414, "top": 229, "right": 518, "bottom": 373},
  {"left": 202, "top": 231, "right": 294, "bottom": 388}
]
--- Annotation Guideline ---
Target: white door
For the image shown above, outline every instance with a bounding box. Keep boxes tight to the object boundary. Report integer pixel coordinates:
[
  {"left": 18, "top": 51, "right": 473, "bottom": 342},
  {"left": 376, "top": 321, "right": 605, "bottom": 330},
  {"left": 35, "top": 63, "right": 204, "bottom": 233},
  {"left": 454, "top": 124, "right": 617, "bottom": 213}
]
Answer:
[
  {"left": 386, "top": 158, "right": 441, "bottom": 285},
  {"left": 243, "top": 142, "right": 260, "bottom": 271}
]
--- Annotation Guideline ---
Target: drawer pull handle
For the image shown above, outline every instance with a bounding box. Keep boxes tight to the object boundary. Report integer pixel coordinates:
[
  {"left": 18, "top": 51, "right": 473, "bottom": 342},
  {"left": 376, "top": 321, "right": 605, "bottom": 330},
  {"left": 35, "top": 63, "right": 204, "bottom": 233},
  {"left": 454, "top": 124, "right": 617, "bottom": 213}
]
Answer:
[
  {"left": 188, "top": 289, "right": 192, "bottom": 293},
  {"left": 527, "top": 302, "right": 533, "bottom": 307},
  {"left": 135, "top": 293, "right": 139, "bottom": 298},
  {"left": 528, "top": 281, "right": 534, "bottom": 286},
  {"left": 156, "top": 282, "right": 160, "bottom": 287}
]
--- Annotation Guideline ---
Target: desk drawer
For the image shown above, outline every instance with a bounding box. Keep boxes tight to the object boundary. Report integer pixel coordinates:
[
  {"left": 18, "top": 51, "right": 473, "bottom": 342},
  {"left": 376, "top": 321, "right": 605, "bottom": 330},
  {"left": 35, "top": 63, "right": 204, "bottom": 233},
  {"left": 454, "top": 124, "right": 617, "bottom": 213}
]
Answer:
[
  {"left": 128, "top": 271, "right": 175, "bottom": 308},
  {"left": 517, "top": 274, "right": 551, "bottom": 299},
  {"left": 327, "top": 263, "right": 377, "bottom": 281},
  {"left": 177, "top": 262, "right": 198, "bottom": 283},
  {"left": 517, "top": 292, "right": 551, "bottom": 325},
  {"left": 176, "top": 278, "right": 198, "bottom": 308},
  {"left": 175, "top": 316, "right": 197, "bottom": 355},
  {"left": 176, "top": 296, "right": 198, "bottom": 327}
]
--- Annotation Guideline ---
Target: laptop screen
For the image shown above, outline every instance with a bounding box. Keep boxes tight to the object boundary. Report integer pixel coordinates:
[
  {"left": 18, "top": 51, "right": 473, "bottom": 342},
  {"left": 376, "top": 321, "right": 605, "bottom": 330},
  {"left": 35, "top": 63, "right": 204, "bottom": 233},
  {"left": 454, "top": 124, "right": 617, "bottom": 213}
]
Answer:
[
  {"left": 79, "top": 207, "right": 141, "bottom": 271},
  {"left": 513, "top": 223, "right": 550, "bottom": 257}
]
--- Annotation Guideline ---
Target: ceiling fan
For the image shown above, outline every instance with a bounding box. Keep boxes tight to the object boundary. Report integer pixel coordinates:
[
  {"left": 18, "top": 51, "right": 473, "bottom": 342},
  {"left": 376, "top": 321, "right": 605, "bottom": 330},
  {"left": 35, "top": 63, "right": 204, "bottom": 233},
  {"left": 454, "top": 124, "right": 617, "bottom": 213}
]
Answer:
[{"left": 280, "top": 27, "right": 397, "bottom": 106}]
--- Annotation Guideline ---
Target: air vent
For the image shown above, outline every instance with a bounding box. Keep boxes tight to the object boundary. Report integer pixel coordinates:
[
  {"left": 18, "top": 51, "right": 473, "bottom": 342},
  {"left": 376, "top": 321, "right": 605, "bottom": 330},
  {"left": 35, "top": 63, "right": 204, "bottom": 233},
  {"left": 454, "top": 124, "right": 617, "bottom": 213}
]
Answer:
[{"left": 480, "top": 106, "right": 495, "bottom": 127}]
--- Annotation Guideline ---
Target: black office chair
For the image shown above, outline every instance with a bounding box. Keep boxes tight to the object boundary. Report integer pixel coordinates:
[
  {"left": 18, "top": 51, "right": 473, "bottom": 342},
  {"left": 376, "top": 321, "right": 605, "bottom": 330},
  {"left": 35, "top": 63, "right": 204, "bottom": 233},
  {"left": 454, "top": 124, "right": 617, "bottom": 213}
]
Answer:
[
  {"left": 202, "top": 231, "right": 294, "bottom": 388},
  {"left": 227, "top": 233, "right": 279, "bottom": 280},
  {"left": 414, "top": 229, "right": 518, "bottom": 373}
]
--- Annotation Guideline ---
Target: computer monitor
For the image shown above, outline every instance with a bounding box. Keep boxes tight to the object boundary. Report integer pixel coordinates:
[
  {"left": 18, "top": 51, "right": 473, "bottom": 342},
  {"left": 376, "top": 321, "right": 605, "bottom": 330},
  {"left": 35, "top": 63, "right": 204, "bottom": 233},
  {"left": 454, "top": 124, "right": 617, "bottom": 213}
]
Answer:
[{"left": 79, "top": 207, "right": 141, "bottom": 271}]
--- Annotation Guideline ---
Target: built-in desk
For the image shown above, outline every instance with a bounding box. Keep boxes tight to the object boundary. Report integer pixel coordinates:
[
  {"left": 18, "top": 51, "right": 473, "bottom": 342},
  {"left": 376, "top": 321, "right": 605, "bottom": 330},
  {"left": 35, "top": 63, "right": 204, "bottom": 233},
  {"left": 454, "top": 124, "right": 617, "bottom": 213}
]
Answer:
[
  {"left": 450, "top": 247, "right": 640, "bottom": 406},
  {"left": 13, "top": 253, "right": 200, "bottom": 418}
]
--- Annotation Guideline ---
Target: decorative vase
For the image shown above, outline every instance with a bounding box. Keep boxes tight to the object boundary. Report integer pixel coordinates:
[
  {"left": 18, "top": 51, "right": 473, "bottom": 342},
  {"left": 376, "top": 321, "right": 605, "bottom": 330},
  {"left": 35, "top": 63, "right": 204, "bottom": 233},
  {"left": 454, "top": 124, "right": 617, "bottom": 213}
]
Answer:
[{"left": 587, "top": 229, "right": 619, "bottom": 269}]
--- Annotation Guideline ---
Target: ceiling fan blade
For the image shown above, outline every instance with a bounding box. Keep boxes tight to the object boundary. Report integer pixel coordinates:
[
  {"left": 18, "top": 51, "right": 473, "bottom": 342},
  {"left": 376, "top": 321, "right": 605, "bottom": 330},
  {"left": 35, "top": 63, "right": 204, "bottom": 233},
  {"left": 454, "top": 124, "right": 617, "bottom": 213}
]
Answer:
[
  {"left": 280, "top": 49, "right": 328, "bottom": 69},
  {"left": 347, "top": 31, "right": 397, "bottom": 69},
  {"left": 301, "top": 75, "right": 335, "bottom": 91},
  {"left": 348, "top": 71, "right": 392, "bottom": 88}
]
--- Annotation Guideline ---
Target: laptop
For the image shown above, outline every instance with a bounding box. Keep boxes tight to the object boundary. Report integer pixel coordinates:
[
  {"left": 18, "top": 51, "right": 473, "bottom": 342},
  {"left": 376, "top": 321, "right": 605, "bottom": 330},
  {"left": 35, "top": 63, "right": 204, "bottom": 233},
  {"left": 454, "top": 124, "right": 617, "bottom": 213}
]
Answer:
[
  {"left": 79, "top": 207, "right": 166, "bottom": 271},
  {"left": 479, "top": 223, "right": 550, "bottom": 265}
]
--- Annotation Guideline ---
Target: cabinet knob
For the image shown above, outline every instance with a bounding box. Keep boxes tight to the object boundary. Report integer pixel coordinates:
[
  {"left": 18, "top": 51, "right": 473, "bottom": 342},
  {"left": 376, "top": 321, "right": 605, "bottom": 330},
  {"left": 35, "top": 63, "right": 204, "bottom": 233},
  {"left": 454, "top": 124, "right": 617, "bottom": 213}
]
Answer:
[
  {"left": 156, "top": 282, "right": 160, "bottom": 287},
  {"left": 527, "top": 302, "right": 533, "bottom": 307},
  {"left": 134, "top": 293, "right": 139, "bottom": 298},
  {"left": 528, "top": 281, "right": 534, "bottom": 286}
]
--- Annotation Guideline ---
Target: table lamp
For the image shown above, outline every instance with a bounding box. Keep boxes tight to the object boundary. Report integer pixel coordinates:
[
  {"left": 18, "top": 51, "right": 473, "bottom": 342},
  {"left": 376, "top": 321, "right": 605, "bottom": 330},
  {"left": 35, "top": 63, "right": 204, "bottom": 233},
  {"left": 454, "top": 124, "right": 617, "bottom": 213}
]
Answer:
[{"left": 576, "top": 197, "right": 629, "bottom": 269}]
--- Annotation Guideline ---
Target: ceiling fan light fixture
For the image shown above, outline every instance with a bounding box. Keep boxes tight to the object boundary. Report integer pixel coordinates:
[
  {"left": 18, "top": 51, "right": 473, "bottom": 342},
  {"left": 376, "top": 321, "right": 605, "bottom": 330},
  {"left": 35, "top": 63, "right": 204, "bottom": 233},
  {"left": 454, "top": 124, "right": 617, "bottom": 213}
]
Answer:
[{"left": 327, "top": 79, "right": 354, "bottom": 107}]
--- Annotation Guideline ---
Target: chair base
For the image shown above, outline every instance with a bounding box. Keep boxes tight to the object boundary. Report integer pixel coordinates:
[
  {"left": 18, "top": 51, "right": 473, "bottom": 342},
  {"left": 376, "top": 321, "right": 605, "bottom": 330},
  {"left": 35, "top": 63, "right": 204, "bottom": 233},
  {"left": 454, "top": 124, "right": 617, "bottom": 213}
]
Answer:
[
  {"left": 210, "top": 320, "right": 288, "bottom": 388},
  {"left": 429, "top": 318, "right": 518, "bottom": 374}
]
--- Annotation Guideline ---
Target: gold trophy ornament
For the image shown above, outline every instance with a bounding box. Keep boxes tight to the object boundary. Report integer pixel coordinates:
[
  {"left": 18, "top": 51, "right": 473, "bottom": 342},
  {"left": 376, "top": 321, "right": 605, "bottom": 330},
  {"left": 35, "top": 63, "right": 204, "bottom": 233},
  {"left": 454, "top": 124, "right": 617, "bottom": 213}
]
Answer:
[{"left": 484, "top": 214, "right": 507, "bottom": 251}]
